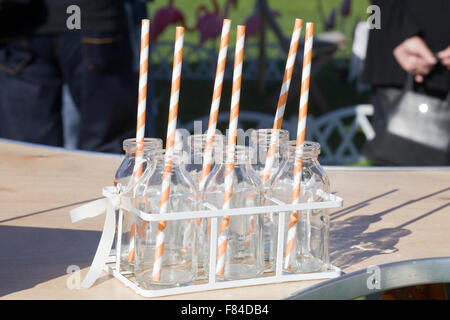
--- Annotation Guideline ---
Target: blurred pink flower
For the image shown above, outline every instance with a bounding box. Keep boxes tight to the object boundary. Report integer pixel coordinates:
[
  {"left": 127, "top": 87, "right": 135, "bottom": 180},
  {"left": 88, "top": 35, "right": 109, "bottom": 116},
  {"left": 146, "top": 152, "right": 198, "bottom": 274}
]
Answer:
[
  {"left": 151, "top": 0, "right": 186, "bottom": 43},
  {"left": 195, "top": 0, "right": 237, "bottom": 44},
  {"left": 340, "top": 0, "right": 352, "bottom": 17},
  {"left": 245, "top": 9, "right": 280, "bottom": 39},
  {"left": 325, "top": 7, "right": 336, "bottom": 30}
]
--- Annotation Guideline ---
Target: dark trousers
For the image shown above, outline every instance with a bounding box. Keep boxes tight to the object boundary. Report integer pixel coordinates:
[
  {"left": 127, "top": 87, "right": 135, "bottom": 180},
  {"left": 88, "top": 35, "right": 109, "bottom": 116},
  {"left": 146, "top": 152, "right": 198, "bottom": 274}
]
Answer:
[{"left": 0, "top": 31, "right": 138, "bottom": 153}]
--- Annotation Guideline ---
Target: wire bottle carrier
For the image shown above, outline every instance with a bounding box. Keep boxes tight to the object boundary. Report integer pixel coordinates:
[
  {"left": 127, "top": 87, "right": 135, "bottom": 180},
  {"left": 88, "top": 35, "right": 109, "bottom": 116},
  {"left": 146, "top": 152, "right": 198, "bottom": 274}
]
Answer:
[{"left": 70, "top": 185, "right": 343, "bottom": 298}]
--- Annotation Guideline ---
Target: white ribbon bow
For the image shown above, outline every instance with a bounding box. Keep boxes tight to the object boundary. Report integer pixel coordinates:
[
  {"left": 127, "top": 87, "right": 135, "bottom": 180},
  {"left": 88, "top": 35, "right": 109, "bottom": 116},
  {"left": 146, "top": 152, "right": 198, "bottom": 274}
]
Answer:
[
  {"left": 69, "top": 186, "right": 124, "bottom": 288},
  {"left": 69, "top": 157, "right": 151, "bottom": 288}
]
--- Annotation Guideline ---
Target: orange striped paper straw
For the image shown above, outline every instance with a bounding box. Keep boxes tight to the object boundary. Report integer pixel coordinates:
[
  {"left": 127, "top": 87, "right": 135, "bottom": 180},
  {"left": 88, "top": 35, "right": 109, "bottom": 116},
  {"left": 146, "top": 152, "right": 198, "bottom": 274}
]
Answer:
[
  {"left": 216, "top": 25, "right": 246, "bottom": 276},
  {"left": 198, "top": 18, "right": 231, "bottom": 194},
  {"left": 260, "top": 19, "right": 302, "bottom": 185},
  {"left": 128, "top": 19, "right": 150, "bottom": 263},
  {"left": 284, "top": 22, "right": 314, "bottom": 270},
  {"left": 152, "top": 26, "right": 184, "bottom": 282},
  {"left": 193, "top": 19, "right": 231, "bottom": 232},
  {"left": 243, "top": 19, "right": 302, "bottom": 248}
]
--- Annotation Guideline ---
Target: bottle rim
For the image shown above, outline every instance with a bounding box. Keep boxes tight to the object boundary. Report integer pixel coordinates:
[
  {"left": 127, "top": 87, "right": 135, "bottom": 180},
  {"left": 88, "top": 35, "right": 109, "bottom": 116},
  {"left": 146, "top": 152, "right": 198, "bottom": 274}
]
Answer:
[
  {"left": 123, "top": 138, "right": 163, "bottom": 152},
  {"left": 188, "top": 133, "right": 226, "bottom": 145},
  {"left": 250, "top": 128, "right": 290, "bottom": 146}
]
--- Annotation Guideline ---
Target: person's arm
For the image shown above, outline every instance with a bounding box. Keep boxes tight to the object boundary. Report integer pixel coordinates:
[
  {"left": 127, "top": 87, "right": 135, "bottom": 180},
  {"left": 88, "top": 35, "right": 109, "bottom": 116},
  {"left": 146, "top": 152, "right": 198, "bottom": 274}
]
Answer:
[
  {"left": 393, "top": 36, "right": 437, "bottom": 83},
  {"left": 392, "top": 0, "right": 437, "bottom": 83},
  {"left": 437, "top": 46, "right": 450, "bottom": 70},
  {"left": 394, "top": 0, "right": 421, "bottom": 45}
]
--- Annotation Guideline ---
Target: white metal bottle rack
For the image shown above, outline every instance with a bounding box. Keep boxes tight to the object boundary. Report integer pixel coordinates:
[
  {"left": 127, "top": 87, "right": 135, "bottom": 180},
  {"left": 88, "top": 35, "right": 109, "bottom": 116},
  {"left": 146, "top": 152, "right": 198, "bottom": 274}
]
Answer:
[{"left": 97, "top": 187, "right": 343, "bottom": 298}]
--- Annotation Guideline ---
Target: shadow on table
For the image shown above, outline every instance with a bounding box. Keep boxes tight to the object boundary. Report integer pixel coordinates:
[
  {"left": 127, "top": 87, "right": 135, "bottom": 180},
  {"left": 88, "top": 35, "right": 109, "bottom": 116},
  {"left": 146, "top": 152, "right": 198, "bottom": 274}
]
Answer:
[
  {"left": 0, "top": 197, "right": 102, "bottom": 224},
  {"left": 0, "top": 225, "right": 101, "bottom": 297},
  {"left": 2, "top": 188, "right": 449, "bottom": 297},
  {"left": 329, "top": 187, "right": 450, "bottom": 270}
]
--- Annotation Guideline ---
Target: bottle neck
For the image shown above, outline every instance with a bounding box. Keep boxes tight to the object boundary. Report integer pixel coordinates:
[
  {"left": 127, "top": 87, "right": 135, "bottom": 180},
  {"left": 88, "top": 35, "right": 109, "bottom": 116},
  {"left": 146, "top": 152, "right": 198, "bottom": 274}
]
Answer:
[
  {"left": 152, "top": 149, "right": 185, "bottom": 169},
  {"left": 250, "top": 129, "right": 290, "bottom": 149},
  {"left": 186, "top": 133, "right": 226, "bottom": 166},
  {"left": 286, "top": 140, "right": 320, "bottom": 161},
  {"left": 123, "top": 138, "right": 163, "bottom": 156}
]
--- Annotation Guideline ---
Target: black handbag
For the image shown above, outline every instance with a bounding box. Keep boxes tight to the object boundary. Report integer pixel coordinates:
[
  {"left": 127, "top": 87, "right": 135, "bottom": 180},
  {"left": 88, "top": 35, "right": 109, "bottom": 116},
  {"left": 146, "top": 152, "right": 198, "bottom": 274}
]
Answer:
[{"left": 364, "top": 78, "right": 450, "bottom": 166}]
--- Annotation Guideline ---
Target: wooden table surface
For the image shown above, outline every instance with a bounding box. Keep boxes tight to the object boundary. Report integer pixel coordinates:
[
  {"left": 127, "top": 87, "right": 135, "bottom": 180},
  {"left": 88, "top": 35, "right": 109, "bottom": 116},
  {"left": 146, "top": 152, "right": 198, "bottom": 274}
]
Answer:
[{"left": 1, "top": 140, "right": 449, "bottom": 300}]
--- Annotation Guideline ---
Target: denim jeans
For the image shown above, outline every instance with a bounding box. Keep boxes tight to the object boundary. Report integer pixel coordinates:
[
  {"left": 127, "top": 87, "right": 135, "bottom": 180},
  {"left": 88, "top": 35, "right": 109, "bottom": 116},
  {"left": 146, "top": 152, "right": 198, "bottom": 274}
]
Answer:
[{"left": 0, "top": 31, "right": 138, "bottom": 153}]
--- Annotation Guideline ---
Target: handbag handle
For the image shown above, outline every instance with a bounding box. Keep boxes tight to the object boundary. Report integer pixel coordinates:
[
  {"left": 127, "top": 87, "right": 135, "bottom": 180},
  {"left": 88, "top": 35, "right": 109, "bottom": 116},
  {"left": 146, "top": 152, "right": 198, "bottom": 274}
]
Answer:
[
  {"left": 404, "top": 74, "right": 450, "bottom": 102},
  {"left": 404, "top": 75, "right": 414, "bottom": 92}
]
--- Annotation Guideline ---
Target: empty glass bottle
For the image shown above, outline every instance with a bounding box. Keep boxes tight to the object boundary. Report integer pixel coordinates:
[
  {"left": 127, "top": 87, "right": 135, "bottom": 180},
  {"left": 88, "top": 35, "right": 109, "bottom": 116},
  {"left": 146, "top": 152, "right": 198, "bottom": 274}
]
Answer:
[
  {"left": 249, "top": 129, "right": 290, "bottom": 187},
  {"left": 185, "top": 133, "right": 226, "bottom": 195},
  {"left": 183, "top": 133, "right": 227, "bottom": 278},
  {"left": 114, "top": 138, "right": 163, "bottom": 272},
  {"left": 249, "top": 128, "right": 290, "bottom": 271},
  {"left": 114, "top": 138, "right": 163, "bottom": 187},
  {"left": 271, "top": 141, "right": 331, "bottom": 273},
  {"left": 202, "top": 145, "right": 264, "bottom": 280},
  {"left": 132, "top": 150, "right": 198, "bottom": 289}
]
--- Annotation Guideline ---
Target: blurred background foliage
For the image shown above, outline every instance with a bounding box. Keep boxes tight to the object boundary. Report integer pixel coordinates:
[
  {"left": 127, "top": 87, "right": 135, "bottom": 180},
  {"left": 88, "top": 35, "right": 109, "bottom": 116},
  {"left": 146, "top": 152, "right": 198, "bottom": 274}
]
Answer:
[
  {"left": 145, "top": 0, "right": 372, "bottom": 165},
  {"left": 147, "top": 0, "right": 369, "bottom": 57}
]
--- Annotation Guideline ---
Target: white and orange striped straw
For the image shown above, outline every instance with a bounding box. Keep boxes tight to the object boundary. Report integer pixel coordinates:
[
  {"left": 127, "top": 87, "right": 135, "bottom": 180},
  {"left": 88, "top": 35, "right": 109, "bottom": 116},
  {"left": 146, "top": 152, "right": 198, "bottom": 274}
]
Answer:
[
  {"left": 260, "top": 18, "right": 302, "bottom": 185},
  {"left": 193, "top": 19, "right": 231, "bottom": 232},
  {"left": 128, "top": 18, "right": 150, "bottom": 263},
  {"left": 216, "top": 25, "right": 246, "bottom": 276},
  {"left": 152, "top": 26, "right": 184, "bottom": 281},
  {"left": 284, "top": 22, "right": 314, "bottom": 270},
  {"left": 198, "top": 18, "right": 231, "bottom": 194}
]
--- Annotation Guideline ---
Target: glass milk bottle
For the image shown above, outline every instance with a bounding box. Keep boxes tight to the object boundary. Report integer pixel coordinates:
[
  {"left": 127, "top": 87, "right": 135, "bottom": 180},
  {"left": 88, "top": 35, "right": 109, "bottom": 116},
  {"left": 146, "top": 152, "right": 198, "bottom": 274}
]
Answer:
[
  {"left": 249, "top": 129, "right": 289, "bottom": 271},
  {"left": 184, "top": 133, "right": 226, "bottom": 278},
  {"left": 114, "top": 138, "right": 163, "bottom": 186},
  {"left": 202, "top": 145, "right": 264, "bottom": 280},
  {"left": 132, "top": 150, "right": 198, "bottom": 289},
  {"left": 185, "top": 133, "right": 226, "bottom": 195},
  {"left": 114, "top": 138, "right": 163, "bottom": 272},
  {"left": 271, "top": 141, "right": 331, "bottom": 273}
]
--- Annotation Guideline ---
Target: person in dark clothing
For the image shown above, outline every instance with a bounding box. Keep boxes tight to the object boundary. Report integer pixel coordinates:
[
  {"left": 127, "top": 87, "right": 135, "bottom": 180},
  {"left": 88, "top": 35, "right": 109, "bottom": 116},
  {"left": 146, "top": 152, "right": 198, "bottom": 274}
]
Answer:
[
  {"left": 0, "top": 0, "right": 139, "bottom": 153},
  {"left": 362, "top": 0, "right": 450, "bottom": 166}
]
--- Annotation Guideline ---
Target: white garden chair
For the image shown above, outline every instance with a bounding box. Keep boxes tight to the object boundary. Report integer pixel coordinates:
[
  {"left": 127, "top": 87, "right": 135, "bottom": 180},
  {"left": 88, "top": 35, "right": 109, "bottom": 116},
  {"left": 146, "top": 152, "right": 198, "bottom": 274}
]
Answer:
[{"left": 181, "top": 104, "right": 375, "bottom": 165}]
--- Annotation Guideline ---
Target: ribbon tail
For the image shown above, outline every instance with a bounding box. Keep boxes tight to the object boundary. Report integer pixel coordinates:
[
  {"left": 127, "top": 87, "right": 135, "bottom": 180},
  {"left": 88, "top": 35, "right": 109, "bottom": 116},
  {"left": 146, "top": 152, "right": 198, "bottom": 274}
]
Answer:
[
  {"left": 70, "top": 198, "right": 109, "bottom": 223},
  {"left": 81, "top": 201, "right": 116, "bottom": 288}
]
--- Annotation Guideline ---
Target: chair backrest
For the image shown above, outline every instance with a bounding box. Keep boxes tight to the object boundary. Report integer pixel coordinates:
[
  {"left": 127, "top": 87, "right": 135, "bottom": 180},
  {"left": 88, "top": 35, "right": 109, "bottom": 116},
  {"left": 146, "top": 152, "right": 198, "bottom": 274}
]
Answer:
[
  {"left": 181, "top": 111, "right": 275, "bottom": 132},
  {"left": 180, "top": 104, "right": 375, "bottom": 165},
  {"left": 307, "top": 104, "right": 374, "bottom": 165}
]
